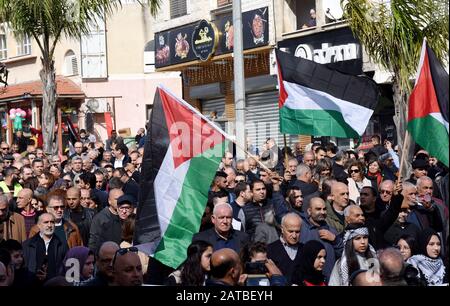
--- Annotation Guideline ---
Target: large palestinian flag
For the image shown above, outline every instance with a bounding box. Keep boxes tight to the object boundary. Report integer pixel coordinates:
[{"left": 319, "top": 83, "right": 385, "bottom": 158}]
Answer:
[
  {"left": 408, "top": 40, "right": 449, "bottom": 167},
  {"left": 276, "top": 49, "right": 379, "bottom": 138},
  {"left": 134, "top": 86, "right": 228, "bottom": 269}
]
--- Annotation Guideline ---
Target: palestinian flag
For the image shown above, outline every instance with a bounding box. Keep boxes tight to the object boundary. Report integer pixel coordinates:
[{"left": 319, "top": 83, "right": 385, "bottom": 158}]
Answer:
[
  {"left": 134, "top": 86, "right": 229, "bottom": 269},
  {"left": 408, "top": 40, "right": 449, "bottom": 167},
  {"left": 276, "top": 49, "right": 380, "bottom": 138}
]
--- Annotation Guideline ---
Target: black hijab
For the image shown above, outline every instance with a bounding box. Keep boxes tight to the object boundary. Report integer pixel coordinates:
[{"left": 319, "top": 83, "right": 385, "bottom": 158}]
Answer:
[
  {"left": 417, "top": 228, "right": 441, "bottom": 257},
  {"left": 292, "top": 240, "right": 326, "bottom": 285}
]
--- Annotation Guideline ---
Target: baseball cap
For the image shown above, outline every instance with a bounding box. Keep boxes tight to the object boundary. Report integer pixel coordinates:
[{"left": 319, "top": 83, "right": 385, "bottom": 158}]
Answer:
[{"left": 117, "top": 194, "right": 136, "bottom": 207}]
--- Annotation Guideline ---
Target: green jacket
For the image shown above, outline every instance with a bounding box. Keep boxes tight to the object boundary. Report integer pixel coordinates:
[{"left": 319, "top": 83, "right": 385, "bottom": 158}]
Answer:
[{"left": 325, "top": 200, "right": 345, "bottom": 234}]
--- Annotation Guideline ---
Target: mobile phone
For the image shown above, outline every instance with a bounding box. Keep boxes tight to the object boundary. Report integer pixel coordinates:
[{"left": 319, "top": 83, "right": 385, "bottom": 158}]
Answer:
[
  {"left": 245, "top": 274, "right": 270, "bottom": 286},
  {"left": 245, "top": 261, "right": 268, "bottom": 274}
]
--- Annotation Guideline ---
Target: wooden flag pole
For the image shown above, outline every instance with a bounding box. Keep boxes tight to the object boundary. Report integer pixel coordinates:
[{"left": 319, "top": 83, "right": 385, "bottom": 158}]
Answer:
[
  {"left": 397, "top": 130, "right": 411, "bottom": 184},
  {"left": 232, "top": 139, "right": 271, "bottom": 172},
  {"left": 283, "top": 134, "right": 289, "bottom": 169}
]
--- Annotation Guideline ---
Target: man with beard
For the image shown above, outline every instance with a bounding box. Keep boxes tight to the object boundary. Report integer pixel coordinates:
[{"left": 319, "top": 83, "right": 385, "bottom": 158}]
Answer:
[
  {"left": 300, "top": 197, "right": 342, "bottom": 279},
  {"left": 22, "top": 213, "right": 68, "bottom": 283},
  {"left": 65, "top": 187, "right": 95, "bottom": 246},
  {"left": 0, "top": 167, "right": 22, "bottom": 198},
  {"left": 359, "top": 185, "right": 402, "bottom": 249}
]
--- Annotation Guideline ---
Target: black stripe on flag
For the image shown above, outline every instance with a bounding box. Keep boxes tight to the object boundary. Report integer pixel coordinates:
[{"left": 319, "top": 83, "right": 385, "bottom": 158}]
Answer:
[
  {"left": 426, "top": 44, "right": 449, "bottom": 123},
  {"left": 276, "top": 49, "right": 379, "bottom": 110},
  {"left": 134, "top": 89, "right": 169, "bottom": 245}
]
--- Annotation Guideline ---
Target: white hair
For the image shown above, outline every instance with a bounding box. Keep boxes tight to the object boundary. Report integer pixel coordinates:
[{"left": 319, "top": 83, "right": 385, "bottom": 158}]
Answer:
[
  {"left": 213, "top": 203, "right": 233, "bottom": 216},
  {"left": 281, "top": 212, "right": 302, "bottom": 227},
  {"left": 296, "top": 163, "right": 311, "bottom": 178},
  {"left": 416, "top": 176, "right": 432, "bottom": 188},
  {"left": 343, "top": 204, "right": 360, "bottom": 217}
]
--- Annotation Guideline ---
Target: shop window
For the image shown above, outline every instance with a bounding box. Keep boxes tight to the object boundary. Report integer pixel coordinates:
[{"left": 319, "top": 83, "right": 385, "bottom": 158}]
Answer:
[
  {"left": 63, "top": 50, "right": 79, "bottom": 76},
  {"left": 17, "top": 34, "right": 31, "bottom": 56},
  {"left": 0, "top": 34, "right": 6, "bottom": 60},
  {"left": 296, "top": 0, "right": 316, "bottom": 30},
  {"left": 170, "top": 0, "right": 187, "bottom": 19}
]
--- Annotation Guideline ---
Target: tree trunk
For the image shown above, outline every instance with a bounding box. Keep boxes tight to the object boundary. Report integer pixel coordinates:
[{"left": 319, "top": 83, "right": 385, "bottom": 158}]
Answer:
[
  {"left": 392, "top": 81, "right": 414, "bottom": 180},
  {"left": 40, "top": 58, "right": 57, "bottom": 155}
]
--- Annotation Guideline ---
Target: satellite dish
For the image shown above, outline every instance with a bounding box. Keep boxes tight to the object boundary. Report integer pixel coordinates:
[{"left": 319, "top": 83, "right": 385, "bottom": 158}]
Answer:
[
  {"left": 87, "top": 98, "right": 99, "bottom": 110},
  {"left": 324, "top": 0, "right": 345, "bottom": 22}
]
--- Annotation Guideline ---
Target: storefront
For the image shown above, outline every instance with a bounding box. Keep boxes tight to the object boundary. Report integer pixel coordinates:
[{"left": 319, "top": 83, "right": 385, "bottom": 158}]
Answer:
[
  {"left": 0, "top": 76, "right": 85, "bottom": 153},
  {"left": 155, "top": 6, "right": 299, "bottom": 154},
  {"left": 277, "top": 26, "right": 395, "bottom": 150}
]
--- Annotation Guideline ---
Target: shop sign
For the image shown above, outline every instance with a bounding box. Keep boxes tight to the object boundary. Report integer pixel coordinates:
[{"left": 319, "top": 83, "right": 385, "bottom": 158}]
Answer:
[{"left": 192, "top": 20, "right": 219, "bottom": 61}]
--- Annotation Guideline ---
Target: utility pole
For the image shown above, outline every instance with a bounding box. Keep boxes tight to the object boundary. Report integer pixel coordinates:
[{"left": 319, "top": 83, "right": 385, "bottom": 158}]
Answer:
[{"left": 233, "top": 0, "right": 246, "bottom": 159}]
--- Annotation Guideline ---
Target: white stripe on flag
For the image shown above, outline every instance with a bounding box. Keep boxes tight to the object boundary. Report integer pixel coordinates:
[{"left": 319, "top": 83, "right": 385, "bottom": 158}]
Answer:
[
  {"left": 283, "top": 81, "right": 374, "bottom": 135},
  {"left": 430, "top": 112, "right": 450, "bottom": 133}
]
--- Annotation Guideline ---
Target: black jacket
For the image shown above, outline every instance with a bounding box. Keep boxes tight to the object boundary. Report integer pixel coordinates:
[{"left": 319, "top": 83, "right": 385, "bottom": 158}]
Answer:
[
  {"left": 241, "top": 200, "right": 274, "bottom": 239},
  {"left": 192, "top": 228, "right": 249, "bottom": 254},
  {"left": 123, "top": 179, "right": 139, "bottom": 200},
  {"left": 65, "top": 207, "right": 95, "bottom": 246},
  {"left": 384, "top": 222, "right": 421, "bottom": 246},
  {"left": 267, "top": 239, "right": 303, "bottom": 284},
  {"left": 88, "top": 207, "right": 122, "bottom": 253},
  {"left": 22, "top": 234, "right": 68, "bottom": 282},
  {"left": 289, "top": 179, "right": 318, "bottom": 197}
]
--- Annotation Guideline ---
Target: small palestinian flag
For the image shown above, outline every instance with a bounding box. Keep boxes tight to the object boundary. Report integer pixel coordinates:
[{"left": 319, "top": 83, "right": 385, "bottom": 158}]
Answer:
[
  {"left": 408, "top": 39, "right": 449, "bottom": 167},
  {"left": 134, "top": 86, "right": 229, "bottom": 269},
  {"left": 276, "top": 49, "right": 380, "bottom": 138}
]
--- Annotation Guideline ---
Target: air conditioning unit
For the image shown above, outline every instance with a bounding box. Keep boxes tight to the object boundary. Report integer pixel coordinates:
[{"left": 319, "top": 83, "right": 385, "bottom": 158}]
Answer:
[{"left": 86, "top": 98, "right": 108, "bottom": 113}]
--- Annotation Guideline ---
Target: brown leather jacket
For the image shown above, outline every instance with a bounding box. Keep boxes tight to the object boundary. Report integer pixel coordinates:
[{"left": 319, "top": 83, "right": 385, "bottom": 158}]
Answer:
[
  {"left": 2, "top": 212, "right": 27, "bottom": 243},
  {"left": 29, "top": 218, "right": 83, "bottom": 248}
]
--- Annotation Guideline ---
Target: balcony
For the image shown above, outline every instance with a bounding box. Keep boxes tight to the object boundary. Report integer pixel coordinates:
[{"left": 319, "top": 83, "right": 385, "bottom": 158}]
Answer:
[{"left": 217, "top": 0, "right": 232, "bottom": 7}]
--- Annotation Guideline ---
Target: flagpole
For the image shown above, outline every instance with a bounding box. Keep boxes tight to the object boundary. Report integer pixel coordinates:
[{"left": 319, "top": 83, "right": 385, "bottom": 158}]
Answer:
[
  {"left": 283, "top": 134, "right": 289, "bottom": 168},
  {"left": 232, "top": 138, "right": 271, "bottom": 172},
  {"left": 397, "top": 130, "right": 411, "bottom": 184}
]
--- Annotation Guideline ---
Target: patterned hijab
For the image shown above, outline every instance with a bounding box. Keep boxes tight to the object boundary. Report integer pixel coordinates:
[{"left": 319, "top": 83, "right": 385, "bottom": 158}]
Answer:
[
  {"left": 340, "top": 226, "right": 377, "bottom": 286},
  {"left": 407, "top": 229, "right": 445, "bottom": 285}
]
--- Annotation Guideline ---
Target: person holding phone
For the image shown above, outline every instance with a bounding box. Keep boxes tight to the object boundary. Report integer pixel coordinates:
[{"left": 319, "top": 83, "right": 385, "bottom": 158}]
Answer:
[{"left": 22, "top": 213, "right": 68, "bottom": 284}]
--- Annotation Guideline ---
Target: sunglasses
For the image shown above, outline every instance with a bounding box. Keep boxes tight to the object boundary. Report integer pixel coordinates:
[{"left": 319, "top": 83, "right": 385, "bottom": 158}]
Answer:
[
  {"left": 380, "top": 190, "right": 392, "bottom": 195},
  {"left": 49, "top": 205, "right": 65, "bottom": 210},
  {"left": 235, "top": 180, "right": 245, "bottom": 183},
  {"left": 349, "top": 169, "right": 360, "bottom": 174},
  {"left": 1, "top": 147, "right": 9, "bottom": 150},
  {"left": 111, "top": 246, "right": 138, "bottom": 268}
]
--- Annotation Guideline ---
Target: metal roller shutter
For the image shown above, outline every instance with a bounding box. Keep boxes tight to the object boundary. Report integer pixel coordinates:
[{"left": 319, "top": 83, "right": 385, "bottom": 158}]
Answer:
[
  {"left": 201, "top": 97, "right": 226, "bottom": 131},
  {"left": 245, "top": 91, "right": 297, "bottom": 153}
]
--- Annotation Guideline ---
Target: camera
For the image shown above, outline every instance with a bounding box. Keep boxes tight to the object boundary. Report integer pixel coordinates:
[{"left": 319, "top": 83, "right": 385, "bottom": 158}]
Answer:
[{"left": 245, "top": 260, "right": 268, "bottom": 274}]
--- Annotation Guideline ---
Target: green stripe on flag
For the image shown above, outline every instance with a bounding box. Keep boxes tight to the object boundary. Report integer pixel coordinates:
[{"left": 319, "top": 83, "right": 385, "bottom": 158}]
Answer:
[
  {"left": 279, "top": 106, "right": 359, "bottom": 138},
  {"left": 154, "top": 141, "right": 228, "bottom": 269},
  {"left": 408, "top": 115, "right": 449, "bottom": 167}
]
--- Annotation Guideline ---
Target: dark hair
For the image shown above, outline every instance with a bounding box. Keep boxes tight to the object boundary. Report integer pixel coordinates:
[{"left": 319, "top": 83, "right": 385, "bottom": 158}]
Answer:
[
  {"left": 250, "top": 180, "right": 265, "bottom": 190},
  {"left": 240, "top": 241, "right": 267, "bottom": 271},
  {"left": 0, "top": 248, "right": 12, "bottom": 267},
  {"left": 180, "top": 240, "right": 212, "bottom": 286},
  {"left": 361, "top": 185, "right": 377, "bottom": 197},
  {"left": 108, "top": 177, "right": 124, "bottom": 190},
  {"left": 320, "top": 178, "right": 336, "bottom": 201},
  {"left": 344, "top": 226, "right": 374, "bottom": 278},
  {"left": 314, "top": 146, "right": 326, "bottom": 154},
  {"left": 115, "top": 143, "right": 128, "bottom": 155},
  {"left": 79, "top": 172, "right": 96, "bottom": 189},
  {"left": 121, "top": 214, "right": 136, "bottom": 243},
  {"left": 371, "top": 135, "right": 381, "bottom": 142},
  {"left": 325, "top": 143, "right": 337, "bottom": 154},
  {"left": 234, "top": 182, "right": 249, "bottom": 197},
  {"left": 4, "top": 167, "right": 18, "bottom": 178},
  {"left": 0, "top": 239, "right": 23, "bottom": 252},
  {"left": 395, "top": 235, "right": 419, "bottom": 257},
  {"left": 23, "top": 177, "right": 39, "bottom": 190},
  {"left": 31, "top": 158, "right": 44, "bottom": 167},
  {"left": 114, "top": 167, "right": 127, "bottom": 177},
  {"left": 39, "top": 171, "right": 55, "bottom": 189}
]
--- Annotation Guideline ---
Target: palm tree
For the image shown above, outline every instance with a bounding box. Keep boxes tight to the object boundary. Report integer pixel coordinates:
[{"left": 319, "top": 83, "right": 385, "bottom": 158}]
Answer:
[
  {"left": 342, "top": 0, "right": 448, "bottom": 176},
  {"left": 0, "top": 0, "right": 161, "bottom": 154}
]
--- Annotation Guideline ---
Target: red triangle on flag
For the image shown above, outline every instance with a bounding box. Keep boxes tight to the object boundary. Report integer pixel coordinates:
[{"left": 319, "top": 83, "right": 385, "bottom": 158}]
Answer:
[{"left": 159, "top": 88, "right": 225, "bottom": 169}]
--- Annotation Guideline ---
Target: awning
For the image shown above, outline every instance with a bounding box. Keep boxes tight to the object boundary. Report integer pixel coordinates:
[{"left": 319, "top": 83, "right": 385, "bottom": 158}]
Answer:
[{"left": 0, "top": 76, "right": 85, "bottom": 104}]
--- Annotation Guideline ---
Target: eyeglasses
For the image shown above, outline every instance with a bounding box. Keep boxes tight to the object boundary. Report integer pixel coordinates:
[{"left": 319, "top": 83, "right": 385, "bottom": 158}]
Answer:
[
  {"left": 1, "top": 147, "right": 9, "bottom": 150},
  {"left": 118, "top": 206, "right": 133, "bottom": 211},
  {"left": 49, "top": 205, "right": 65, "bottom": 210},
  {"left": 349, "top": 169, "right": 360, "bottom": 174},
  {"left": 380, "top": 190, "right": 392, "bottom": 195},
  {"left": 235, "top": 180, "right": 245, "bottom": 183},
  {"left": 111, "top": 247, "right": 138, "bottom": 268}
]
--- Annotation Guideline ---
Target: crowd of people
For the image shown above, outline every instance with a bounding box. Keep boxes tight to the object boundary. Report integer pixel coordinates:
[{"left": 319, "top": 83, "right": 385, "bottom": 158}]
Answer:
[{"left": 0, "top": 130, "right": 448, "bottom": 286}]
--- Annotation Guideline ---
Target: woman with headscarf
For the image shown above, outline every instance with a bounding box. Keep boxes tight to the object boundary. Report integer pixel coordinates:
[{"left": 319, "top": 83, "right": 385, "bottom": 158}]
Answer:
[
  {"left": 328, "top": 225, "right": 377, "bottom": 286},
  {"left": 407, "top": 228, "right": 447, "bottom": 286},
  {"left": 291, "top": 240, "right": 327, "bottom": 286},
  {"left": 61, "top": 246, "right": 95, "bottom": 285}
]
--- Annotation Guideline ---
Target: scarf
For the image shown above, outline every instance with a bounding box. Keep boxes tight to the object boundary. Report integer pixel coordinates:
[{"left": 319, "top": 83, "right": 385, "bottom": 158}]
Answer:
[
  {"left": 340, "top": 227, "right": 377, "bottom": 286},
  {"left": 407, "top": 255, "right": 445, "bottom": 285},
  {"left": 296, "top": 240, "right": 326, "bottom": 285}
]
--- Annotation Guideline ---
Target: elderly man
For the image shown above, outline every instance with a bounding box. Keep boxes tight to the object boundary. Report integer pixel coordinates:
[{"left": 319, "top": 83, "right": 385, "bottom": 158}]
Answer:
[
  {"left": 376, "top": 180, "right": 395, "bottom": 212},
  {"left": 193, "top": 203, "right": 248, "bottom": 254},
  {"left": 22, "top": 213, "right": 68, "bottom": 283},
  {"left": 29, "top": 193, "right": 83, "bottom": 248},
  {"left": 0, "top": 194, "right": 27, "bottom": 243},
  {"left": 289, "top": 163, "right": 318, "bottom": 197},
  {"left": 302, "top": 151, "right": 315, "bottom": 168},
  {"left": 206, "top": 248, "right": 242, "bottom": 286},
  {"left": 267, "top": 213, "right": 303, "bottom": 284},
  {"left": 407, "top": 176, "right": 444, "bottom": 233},
  {"left": 378, "top": 247, "right": 408, "bottom": 286},
  {"left": 344, "top": 204, "right": 366, "bottom": 226}
]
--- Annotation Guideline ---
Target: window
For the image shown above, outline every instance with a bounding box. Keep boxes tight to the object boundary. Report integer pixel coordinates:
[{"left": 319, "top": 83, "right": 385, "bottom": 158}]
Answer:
[
  {"left": 170, "top": 0, "right": 187, "bottom": 19},
  {"left": 63, "top": 50, "right": 79, "bottom": 76},
  {"left": 0, "top": 34, "right": 6, "bottom": 60},
  {"left": 17, "top": 34, "right": 31, "bottom": 55},
  {"left": 296, "top": 0, "right": 316, "bottom": 30},
  {"left": 81, "top": 16, "right": 107, "bottom": 78},
  {"left": 144, "top": 40, "right": 155, "bottom": 73}
]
